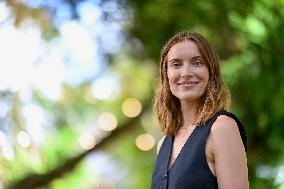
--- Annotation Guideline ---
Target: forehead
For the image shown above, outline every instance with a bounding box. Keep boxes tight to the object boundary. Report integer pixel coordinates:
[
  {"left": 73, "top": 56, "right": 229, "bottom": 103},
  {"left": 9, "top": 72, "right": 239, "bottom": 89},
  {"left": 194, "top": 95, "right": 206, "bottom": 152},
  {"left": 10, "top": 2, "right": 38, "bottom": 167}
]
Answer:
[{"left": 167, "top": 40, "right": 201, "bottom": 60}]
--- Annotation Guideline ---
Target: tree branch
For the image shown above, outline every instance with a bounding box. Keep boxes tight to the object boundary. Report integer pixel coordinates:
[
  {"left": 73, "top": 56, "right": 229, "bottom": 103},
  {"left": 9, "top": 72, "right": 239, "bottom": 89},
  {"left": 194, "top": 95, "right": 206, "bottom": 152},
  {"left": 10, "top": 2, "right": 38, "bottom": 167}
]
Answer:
[{"left": 8, "top": 100, "right": 152, "bottom": 189}]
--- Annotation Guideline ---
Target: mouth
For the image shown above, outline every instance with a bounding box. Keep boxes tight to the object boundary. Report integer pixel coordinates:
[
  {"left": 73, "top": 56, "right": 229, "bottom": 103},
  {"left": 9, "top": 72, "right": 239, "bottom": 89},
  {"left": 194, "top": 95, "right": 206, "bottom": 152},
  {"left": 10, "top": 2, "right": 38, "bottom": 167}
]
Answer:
[{"left": 177, "top": 81, "right": 199, "bottom": 86}]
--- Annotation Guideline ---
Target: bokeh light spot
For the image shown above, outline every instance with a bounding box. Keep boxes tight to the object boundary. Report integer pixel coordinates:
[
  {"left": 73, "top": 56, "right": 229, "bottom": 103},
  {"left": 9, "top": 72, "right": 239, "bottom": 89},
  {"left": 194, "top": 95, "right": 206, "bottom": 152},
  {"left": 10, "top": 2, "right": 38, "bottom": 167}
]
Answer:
[
  {"left": 98, "top": 112, "right": 118, "bottom": 131},
  {"left": 91, "top": 75, "right": 120, "bottom": 100},
  {"left": 135, "top": 133, "right": 155, "bottom": 151},
  {"left": 17, "top": 131, "right": 31, "bottom": 148},
  {"left": 79, "top": 133, "right": 96, "bottom": 150},
  {"left": 122, "top": 98, "right": 142, "bottom": 117}
]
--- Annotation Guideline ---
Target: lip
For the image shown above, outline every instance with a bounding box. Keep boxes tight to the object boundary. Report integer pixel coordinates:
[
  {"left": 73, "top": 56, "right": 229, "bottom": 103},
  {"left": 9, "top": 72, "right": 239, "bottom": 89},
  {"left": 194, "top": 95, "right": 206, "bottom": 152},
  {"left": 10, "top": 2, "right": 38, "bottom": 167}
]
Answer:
[{"left": 177, "top": 81, "right": 199, "bottom": 86}]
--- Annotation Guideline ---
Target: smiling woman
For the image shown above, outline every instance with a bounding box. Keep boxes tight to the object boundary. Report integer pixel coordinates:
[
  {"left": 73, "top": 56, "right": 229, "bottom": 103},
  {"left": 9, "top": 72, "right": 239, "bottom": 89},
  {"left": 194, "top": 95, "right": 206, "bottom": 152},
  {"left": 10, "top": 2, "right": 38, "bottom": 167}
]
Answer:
[{"left": 152, "top": 31, "right": 248, "bottom": 189}]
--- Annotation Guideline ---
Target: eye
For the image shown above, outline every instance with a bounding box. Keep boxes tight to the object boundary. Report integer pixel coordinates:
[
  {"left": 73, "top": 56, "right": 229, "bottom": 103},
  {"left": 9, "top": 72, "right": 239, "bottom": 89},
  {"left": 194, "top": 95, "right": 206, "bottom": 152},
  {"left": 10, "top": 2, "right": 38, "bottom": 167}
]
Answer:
[
  {"left": 172, "top": 62, "right": 181, "bottom": 69},
  {"left": 169, "top": 60, "right": 182, "bottom": 69},
  {"left": 193, "top": 60, "right": 203, "bottom": 67}
]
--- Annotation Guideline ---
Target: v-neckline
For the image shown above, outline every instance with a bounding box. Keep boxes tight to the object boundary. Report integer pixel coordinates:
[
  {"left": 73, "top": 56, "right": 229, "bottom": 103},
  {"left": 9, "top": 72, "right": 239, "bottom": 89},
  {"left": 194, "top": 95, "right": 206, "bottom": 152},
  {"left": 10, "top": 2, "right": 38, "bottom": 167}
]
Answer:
[{"left": 167, "top": 126, "right": 199, "bottom": 172}]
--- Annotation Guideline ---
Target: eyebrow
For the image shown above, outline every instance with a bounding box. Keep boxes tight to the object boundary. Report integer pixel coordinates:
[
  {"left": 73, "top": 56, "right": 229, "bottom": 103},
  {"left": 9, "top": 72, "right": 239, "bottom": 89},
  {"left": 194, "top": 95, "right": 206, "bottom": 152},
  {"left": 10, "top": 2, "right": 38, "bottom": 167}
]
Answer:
[
  {"left": 168, "top": 56, "right": 204, "bottom": 63},
  {"left": 168, "top": 58, "right": 181, "bottom": 63},
  {"left": 192, "top": 56, "right": 204, "bottom": 60}
]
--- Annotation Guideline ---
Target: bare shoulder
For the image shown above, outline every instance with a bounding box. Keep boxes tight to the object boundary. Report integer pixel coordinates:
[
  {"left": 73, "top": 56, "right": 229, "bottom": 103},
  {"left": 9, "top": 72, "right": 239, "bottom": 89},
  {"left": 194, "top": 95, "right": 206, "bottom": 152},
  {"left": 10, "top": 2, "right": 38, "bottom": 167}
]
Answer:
[
  {"left": 210, "top": 114, "right": 245, "bottom": 153},
  {"left": 211, "top": 115, "right": 239, "bottom": 135},
  {"left": 157, "top": 135, "right": 166, "bottom": 155}
]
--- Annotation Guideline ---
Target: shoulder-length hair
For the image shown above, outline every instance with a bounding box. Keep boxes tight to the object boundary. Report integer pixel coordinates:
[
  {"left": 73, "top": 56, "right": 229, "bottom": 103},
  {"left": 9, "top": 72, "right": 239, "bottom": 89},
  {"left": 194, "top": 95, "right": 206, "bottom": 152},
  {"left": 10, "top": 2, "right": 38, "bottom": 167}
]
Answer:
[{"left": 154, "top": 31, "right": 231, "bottom": 136}]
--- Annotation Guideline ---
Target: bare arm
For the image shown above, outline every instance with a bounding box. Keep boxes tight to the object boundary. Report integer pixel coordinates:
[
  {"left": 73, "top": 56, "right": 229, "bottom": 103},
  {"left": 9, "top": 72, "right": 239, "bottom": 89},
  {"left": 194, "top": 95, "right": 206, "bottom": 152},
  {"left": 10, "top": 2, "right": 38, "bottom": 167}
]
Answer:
[{"left": 211, "top": 115, "right": 248, "bottom": 189}]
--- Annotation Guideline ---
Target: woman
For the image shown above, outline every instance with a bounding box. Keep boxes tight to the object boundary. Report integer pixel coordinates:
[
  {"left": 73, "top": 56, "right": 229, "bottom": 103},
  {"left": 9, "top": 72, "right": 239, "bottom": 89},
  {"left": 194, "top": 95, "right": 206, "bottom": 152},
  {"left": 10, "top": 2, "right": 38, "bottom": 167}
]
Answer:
[{"left": 151, "top": 31, "right": 248, "bottom": 189}]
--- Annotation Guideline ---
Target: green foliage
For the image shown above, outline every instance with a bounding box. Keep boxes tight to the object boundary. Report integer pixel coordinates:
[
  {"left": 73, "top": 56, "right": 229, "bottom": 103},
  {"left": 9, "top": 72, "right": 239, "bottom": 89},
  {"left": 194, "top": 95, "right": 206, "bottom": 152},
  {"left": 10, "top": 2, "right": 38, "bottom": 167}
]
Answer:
[{"left": 104, "top": 123, "right": 156, "bottom": 189}]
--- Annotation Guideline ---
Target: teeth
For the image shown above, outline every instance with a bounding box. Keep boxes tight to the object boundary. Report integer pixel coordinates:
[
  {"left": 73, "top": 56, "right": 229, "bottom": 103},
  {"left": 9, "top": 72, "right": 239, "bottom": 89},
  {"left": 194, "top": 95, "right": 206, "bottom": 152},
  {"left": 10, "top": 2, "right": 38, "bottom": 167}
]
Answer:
[
  {"left": 179, "top": 83, "right": 197, "bottom": 86},
  {"left": 178, "top": 82, "right": 198, "bottom": 85}
]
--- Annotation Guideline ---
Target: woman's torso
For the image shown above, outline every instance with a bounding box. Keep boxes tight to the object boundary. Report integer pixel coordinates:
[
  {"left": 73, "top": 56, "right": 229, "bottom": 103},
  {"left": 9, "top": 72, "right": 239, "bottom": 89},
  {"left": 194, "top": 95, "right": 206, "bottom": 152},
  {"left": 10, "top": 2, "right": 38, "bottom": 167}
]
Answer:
[{"left": 151, "top": 110, "right": 247, "bottom": 189}]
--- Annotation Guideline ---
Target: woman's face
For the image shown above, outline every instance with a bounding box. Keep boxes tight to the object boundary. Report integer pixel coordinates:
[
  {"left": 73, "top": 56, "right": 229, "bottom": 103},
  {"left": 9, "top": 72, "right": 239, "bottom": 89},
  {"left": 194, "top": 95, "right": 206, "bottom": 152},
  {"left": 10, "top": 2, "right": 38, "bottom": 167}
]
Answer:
[{"left": 167, "top": 40, "right": 209, "bottom": 103}]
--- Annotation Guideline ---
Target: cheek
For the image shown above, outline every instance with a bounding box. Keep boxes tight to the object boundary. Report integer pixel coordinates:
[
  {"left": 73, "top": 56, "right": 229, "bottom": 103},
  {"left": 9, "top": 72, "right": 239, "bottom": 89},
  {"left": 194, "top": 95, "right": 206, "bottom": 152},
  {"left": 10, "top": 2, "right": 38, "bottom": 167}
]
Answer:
[
  {"left": 203, "top": 70, "right": 210, "bottom": 91},
  {"left": 205, "top": 72, "right": 209, "bottom": 84},
  {"left": 201, "top": 68, "right": 210, "bottom": 82},
  {"left": 167, "top": 71, "right": 177, "bottom": 87}
]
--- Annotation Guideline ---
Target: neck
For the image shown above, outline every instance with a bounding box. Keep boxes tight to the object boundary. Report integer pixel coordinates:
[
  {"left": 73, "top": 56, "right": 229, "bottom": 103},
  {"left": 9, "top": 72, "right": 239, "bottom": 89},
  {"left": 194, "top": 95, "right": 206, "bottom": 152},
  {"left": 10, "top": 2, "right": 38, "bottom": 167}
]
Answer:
[{"left": 180, "top": 100, "right": 200, "bottom": 127}]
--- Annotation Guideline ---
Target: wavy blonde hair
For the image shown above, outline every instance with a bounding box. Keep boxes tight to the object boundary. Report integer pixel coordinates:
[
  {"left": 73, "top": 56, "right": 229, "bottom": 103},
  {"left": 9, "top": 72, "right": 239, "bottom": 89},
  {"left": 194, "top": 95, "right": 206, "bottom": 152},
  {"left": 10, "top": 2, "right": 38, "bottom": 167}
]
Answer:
[{"left": 154, "top": 31, "right": 231, "bottom": 136}]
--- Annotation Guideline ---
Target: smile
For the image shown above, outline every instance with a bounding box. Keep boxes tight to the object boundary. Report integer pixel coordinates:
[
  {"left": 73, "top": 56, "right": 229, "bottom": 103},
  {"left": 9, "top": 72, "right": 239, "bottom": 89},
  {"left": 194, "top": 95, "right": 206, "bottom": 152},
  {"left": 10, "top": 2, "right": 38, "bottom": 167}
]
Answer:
[{"left": 177, "top": 81, "right": 199, "bottom": 86}]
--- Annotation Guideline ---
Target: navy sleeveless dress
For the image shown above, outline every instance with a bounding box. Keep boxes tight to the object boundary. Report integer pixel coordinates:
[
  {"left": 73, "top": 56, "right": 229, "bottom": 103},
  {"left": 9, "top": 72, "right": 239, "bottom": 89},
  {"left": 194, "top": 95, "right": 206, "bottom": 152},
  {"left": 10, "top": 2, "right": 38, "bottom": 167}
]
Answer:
[{"left": 151, "top": 110, "right": 247, "bottom": 189}]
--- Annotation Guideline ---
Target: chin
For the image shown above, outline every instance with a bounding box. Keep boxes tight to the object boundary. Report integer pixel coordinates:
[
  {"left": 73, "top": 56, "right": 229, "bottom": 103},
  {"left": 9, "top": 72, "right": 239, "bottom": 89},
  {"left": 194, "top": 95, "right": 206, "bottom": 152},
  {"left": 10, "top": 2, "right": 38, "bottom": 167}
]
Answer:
[
  {"left": 175, "top": 94, "right": 200, "bottom": 101},
  {"left": 180, "top": 97, "right": 200, "bottom": 102},
  {"left": 173, "top": 91, "right": 205, "bottom": 101}
]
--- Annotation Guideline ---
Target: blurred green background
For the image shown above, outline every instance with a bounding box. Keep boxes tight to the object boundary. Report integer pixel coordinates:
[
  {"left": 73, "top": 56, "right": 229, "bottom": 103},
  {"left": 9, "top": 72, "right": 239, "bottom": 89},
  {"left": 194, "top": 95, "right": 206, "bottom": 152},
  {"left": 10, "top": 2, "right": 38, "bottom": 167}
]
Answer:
[{"left": 0, "top": 0, "right": 284, "bottom": 188}]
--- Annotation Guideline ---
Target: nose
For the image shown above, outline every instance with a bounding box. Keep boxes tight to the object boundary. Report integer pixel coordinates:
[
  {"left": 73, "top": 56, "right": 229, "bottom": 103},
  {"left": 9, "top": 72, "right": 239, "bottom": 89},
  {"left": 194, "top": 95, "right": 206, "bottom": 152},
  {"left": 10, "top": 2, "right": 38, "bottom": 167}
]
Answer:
[{"left": 180, "top": 63, "right": 194, "bottom": 77}]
